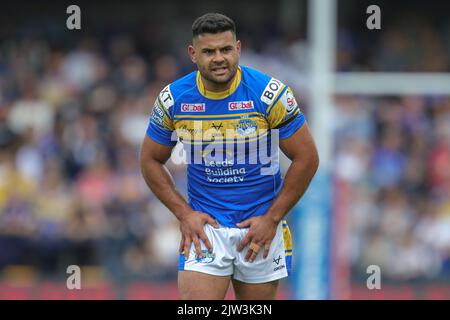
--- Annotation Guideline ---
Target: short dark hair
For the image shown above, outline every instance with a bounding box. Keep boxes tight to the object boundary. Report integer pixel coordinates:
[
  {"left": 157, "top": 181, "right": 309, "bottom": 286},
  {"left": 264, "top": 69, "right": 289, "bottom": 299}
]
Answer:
[{"left": 192, "top": 13, "right": 236, "bottom": 38}]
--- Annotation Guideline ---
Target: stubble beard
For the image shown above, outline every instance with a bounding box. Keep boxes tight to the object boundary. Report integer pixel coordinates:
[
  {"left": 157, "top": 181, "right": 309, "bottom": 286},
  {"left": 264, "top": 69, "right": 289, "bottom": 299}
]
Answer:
[{"left": 201, "top": 64, "right": 238, "bottom": 88}]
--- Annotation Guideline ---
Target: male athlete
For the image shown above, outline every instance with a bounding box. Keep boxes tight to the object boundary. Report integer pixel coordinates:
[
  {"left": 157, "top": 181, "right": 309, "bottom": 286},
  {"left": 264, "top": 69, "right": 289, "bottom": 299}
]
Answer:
[{"left": 140, "top": 13, "right": 319, "bottom": 300}]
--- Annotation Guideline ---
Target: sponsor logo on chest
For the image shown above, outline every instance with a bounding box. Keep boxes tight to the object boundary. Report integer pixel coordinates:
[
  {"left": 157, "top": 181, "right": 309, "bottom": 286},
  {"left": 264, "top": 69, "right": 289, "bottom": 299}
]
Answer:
[
  {"left": 228, "top": 100, "right": 254, "bottom": 111},
  {"left": 181, "top": 103, "right": 205, "bottom": 112}
]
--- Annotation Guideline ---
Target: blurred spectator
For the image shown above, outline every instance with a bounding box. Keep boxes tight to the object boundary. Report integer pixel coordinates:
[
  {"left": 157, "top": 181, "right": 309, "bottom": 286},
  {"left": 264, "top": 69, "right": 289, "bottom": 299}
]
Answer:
[{"left": 336, "top": 95, "right": 450, "bottom": 282}]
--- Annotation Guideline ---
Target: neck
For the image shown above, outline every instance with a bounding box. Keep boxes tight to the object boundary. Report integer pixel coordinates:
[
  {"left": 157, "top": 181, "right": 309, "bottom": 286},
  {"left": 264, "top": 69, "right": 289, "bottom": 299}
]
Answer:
[
  {"left": 196, "top": 67, "right": 241, "bottom": 99},
  {"left": 200, "top": 74, "right": 236, "bottom": 92},
  {"left": 201, "top": 74, "right": 236, "bottom": 92}
]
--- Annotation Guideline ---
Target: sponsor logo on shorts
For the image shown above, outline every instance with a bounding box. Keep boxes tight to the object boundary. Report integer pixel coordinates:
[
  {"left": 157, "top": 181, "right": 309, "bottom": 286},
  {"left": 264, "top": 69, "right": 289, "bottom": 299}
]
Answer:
[
  {"left": 194, "top": 250, "right": 216, "bottom": 264},
  {"left": 273, "top": 256, "right": 282, "bottom": 265},
  {"left": 273, "top": 255, "right": 285, "bottom": 271},
  {"left": 181, "top": 103, "right": 205, "bottom": 112},
  {"left": 273, "top": 265, "right": 286, "bottom": 272},
  {"left": 228, "top": 100, "right": 254, "bottom": 111}
]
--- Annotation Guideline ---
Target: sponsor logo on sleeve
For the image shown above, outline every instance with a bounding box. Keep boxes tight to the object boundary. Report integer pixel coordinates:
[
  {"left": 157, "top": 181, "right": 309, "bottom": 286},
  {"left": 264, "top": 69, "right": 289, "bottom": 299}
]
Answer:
[
  {"left": 181, "top": 103, "right": 206, "bottom": 112},
  {"left": 151, "top": 102, "right": 165, "bottom": 126},
  {"left": 281, "top": 88, "right": 298, "bottom": 113},
  {"left": 159, "top": 85, "right": 174, "bottom": 110},
  {"left": 228, "top": 100, "right": 254, "bottom": 111},
  {"left": 260, "top": 77, "right": 284, "bottom": 105}
]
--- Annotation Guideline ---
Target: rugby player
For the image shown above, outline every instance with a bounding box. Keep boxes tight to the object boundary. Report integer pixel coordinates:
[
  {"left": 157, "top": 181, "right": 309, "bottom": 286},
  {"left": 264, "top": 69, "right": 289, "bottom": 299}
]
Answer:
[{"left": 140, "top": 13, "right": 319, "bottom": 300}]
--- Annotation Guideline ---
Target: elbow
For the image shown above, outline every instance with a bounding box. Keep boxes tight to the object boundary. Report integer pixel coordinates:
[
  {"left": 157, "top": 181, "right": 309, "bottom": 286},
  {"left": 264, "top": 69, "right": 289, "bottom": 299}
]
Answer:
[
  {"left": 306, "top": 145, "right": 320, "bottom": 175},
  {"left": 139, "top": 148, "right": 148, "bottom": 175},
  {"left": 310, "top": 149, "right": 320, "bottom": 175},
  {"left": 292, "top": 148, "right": 319, "bottom": 176},
  {"left": 139, "top": 147, "right": 156, "bottom": 178}
]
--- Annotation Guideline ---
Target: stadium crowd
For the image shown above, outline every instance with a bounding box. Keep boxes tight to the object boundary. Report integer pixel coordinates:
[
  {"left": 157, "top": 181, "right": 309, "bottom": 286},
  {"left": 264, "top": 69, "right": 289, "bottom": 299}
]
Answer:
[
  {"left": 334, "top": 14, "right": 450, "bottom": 282},
  {"left": 335, "top": 95, "right": 450, "bottom": 282},
  {"left": 0, "top": 35, "right": 186, "bottom": 283}
]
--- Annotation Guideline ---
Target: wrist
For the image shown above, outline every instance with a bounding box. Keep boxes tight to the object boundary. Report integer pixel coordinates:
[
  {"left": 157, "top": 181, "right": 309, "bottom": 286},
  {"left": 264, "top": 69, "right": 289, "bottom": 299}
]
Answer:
[
  {"left": 263, "top": 211, "right": 282, "bottom": 226},
  {"left": 174, "top": 206, "right": 194, "bottom": 222}
]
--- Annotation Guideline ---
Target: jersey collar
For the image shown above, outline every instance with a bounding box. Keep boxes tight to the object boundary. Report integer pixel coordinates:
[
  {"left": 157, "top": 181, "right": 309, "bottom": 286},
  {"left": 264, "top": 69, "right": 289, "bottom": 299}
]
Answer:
[{"left": 196, "top": 66, "right": 242, "bottom": 100}]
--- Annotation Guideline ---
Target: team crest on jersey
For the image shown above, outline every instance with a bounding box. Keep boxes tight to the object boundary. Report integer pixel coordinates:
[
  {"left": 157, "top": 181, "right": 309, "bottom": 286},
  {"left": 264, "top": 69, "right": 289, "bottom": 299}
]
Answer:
[
  {"left": 234, "top": 119, "right": 257, "bottom": 136},
  {"left": 181, "top": 103, "right": 205, "bottom": 112},
  {"left": 228, "top": 101, "right": 254, "bottom": 111}
]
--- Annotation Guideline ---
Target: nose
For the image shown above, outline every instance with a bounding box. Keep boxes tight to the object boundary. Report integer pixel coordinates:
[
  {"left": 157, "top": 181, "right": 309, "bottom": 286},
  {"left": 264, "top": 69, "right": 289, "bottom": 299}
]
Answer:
[{"left": 212, "top": 50, "right": 225, "bottom": 64}]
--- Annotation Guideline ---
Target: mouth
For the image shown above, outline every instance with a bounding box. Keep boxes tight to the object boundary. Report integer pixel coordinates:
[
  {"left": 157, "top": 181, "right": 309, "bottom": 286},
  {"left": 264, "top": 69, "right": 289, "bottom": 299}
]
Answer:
[{"left": 211, "top": 66, "right": 228, "bottom": 75}]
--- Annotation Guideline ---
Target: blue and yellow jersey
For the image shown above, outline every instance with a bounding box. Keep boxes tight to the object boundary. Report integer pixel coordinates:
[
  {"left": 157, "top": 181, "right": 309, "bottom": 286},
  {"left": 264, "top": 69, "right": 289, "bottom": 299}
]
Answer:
[{"left": 146, "top": 66, "right": 305, "bottom": 227}]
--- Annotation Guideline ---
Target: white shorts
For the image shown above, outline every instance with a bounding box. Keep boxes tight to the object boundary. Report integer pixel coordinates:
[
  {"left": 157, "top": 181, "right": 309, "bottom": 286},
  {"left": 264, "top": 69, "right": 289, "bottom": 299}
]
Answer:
[{"left": 178, "top": 220, "right": 293, "bottom": 284}]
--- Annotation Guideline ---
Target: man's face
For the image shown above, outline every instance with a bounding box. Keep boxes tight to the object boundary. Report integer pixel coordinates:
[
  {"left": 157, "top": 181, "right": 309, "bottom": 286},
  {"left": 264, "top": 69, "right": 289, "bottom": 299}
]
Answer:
[{"left": 188, "top": 31, "right": 241, "bottom": 88}]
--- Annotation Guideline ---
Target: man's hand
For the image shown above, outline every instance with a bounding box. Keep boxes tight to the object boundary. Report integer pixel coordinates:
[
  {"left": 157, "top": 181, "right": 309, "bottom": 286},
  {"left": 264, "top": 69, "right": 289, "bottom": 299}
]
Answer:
[
  {"left": 179, "top": 211, "right": 219, "bottom": 261},
  {"left": 236, "top": 215, "right": 278, "bottom": 263}
]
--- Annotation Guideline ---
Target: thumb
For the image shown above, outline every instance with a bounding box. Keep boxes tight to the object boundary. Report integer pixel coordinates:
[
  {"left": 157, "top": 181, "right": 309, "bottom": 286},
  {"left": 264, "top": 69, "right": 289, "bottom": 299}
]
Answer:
[
  {"left": 206, "top": 216, "right": 220, "bottom": 228},
  {"left": 236, "top": 219, "right": 252, "bottom": 228}
]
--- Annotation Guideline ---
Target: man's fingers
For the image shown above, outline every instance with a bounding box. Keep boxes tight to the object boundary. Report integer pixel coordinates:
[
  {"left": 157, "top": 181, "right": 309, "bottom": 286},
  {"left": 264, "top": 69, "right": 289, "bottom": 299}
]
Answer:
[
  {"left": 199, "top": 233, "right": 213, "bottom": 253},
  {"left": 244, "top": 242, "right": 263, "bottom": 262},
  {"left": 245, "top": 248, "right": 253, "bottom": 261},
  {"left": 184, "top": 238, "right": 192, "bottom": 260},
  {"left": 237, "top": 234, "right": 251, "bottom": 252},
  {"left": 192, "top": 236, "right": 203, "bottom": 258},
  {"left": 206, "top": 216, "right": 220, "bottom": 228},
  {"left": 249, "top": 250, "right": 259, "bottom": 263},
  {"left": 246, "top": 248, "right": 259, "bottom": 263},
  {"left": 179, "top": 235, "right": 185, "bottom": 254},
  {"left": 263, "top": 242, "right": 271, "bottom": 259},
  {"left": 236, "top": 219, "right": 252, "bottom": 228}
]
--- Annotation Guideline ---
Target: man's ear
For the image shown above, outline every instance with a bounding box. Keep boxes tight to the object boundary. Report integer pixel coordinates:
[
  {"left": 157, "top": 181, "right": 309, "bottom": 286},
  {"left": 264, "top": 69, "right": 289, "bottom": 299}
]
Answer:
[
  {"left": 236, "top": 40, "right": 241, "bottom": 55},
  {"left": 188, "top": 45, "right": 196, "bottom": 63}
]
